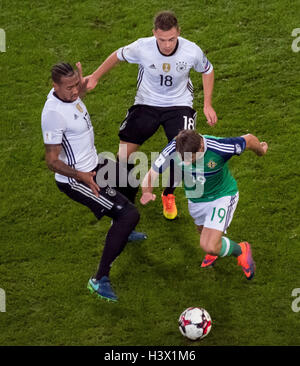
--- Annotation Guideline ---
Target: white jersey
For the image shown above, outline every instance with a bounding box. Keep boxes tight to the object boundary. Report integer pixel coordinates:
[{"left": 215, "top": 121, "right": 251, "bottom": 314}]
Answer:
[
  {"left": 116, "top": 36, "right": 213, "bottom": 107},
  {"left": 41, "top": 89, "right": 98, "bottom": 183}
]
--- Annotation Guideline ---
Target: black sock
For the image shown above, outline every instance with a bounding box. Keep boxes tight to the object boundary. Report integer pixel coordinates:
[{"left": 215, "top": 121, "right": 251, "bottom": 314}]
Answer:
[
  {"left": 163, "top": 186, "right": 176, "bottom": 196},
  {"left": 95, "top": 206, "right": 140, "bottom": 280},
  {"left": 163, "top": 159, "right": 176, "bottom": 196}
]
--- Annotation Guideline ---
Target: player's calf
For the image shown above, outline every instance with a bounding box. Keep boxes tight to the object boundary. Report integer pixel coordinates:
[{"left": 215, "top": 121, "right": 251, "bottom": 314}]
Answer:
[
  {"left": 200, "top": 230, "right": 243, "bottom": 269},
  {"left": 199, "top": 229, "right": 222, "bottom": 255}
]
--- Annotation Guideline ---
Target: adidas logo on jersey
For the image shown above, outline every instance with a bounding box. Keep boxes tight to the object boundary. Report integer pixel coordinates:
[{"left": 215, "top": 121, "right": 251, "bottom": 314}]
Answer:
[{"left": 148, "top": 64, "right": 156, "bottom": 69}]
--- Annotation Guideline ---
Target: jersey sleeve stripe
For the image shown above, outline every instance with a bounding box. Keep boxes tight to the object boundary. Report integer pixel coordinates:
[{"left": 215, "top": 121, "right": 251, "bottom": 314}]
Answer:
[
  {"left": 187, "top": 81, "right": 194, "bottom": 91},
  {"left": 206, "top": 144, "right": 234, "bottom": 154},
  {"left": 202, "top": 62, "right": 213, "bottom": 74},
  {"left": 120, "top": 48, "right": 128, "bottom": 62},
  {"left": 61, "top": 141, "right": 73, "bottom": 167},
  {"left": 206, "top": 140, "right": 235, "bottom": 152},
  {"left": 162, "top": 140, "right": 177, "bottom": 155},
  {"left": 137, "top": 65, "right": 144, "bottom": 89},
  {"left": 206, "top": 142, "right": 234, "bottom": 152},
  {"left": 62, "top": 134, "right": 77, "bottom": 165},
  {"left": 187, "top": 81, "right": 194, "bottom": 94}
]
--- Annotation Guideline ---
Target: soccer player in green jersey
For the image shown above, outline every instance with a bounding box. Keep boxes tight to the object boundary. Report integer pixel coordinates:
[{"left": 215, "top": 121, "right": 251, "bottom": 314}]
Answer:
[{"left": 140, "top": 129, "right": 268, "bottom": 280}]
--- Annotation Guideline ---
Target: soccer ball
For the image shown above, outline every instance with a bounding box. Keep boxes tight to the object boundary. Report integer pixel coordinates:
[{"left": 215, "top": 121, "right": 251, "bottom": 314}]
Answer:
[{"left": 178, "top": 307, "right": 212, "bottom": 341}]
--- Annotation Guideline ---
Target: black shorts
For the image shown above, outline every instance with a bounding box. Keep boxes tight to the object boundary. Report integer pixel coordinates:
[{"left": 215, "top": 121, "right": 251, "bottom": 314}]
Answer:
[
  {"left": 56, "top": 162, "right": 136, "bottom": 221},
  {"left": 118, "top": 105, "right": 197, "bottom": 145}
]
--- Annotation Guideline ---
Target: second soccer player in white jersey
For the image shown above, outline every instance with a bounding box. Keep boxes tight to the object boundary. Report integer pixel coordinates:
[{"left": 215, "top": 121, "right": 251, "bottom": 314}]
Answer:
[
  {"left": 41, "top": 62, "right": 145, "bottom": 302},
  {"left": 82, "top": 11, "right": 218, "bottom": 222}
]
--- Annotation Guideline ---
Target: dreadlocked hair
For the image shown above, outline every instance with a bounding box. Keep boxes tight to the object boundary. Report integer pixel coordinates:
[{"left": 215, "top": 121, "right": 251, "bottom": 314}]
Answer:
[{"left": 51, "top": 62, "right": 75, "bottom": 84}]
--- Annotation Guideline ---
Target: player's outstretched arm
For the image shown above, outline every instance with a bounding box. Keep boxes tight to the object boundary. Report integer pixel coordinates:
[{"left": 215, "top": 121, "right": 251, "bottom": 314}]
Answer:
[
  {"left": 87, "top": 51, "right": 120, "bottom": 91},
  {"left": 140, "top": 168, "right": 159, "bottom": 205},
  {"left": 76, "top": 52, "right": 120, "bottom": 91},
  {"left": 242, "top": 134, "right": 268, "bottom": 156},
  {"left": 202, "top": 70, "right": 218, "bottom": 126}
]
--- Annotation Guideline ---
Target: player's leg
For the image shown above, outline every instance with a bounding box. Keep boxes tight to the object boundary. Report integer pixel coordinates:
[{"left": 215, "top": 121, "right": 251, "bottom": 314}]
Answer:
[
  {"left": 200, "top": 194, "right": 241, "bottom": 259},
  {"left": 116, "top": 144, "right": 146, "bottom": 241},
  {"left": 189, "top": 194, "right": 240, "bottom": 258},
  {"left": 161, "top": 107, "right": 197, "bottom": 220},
  {"left": 117, "top": 105, "right": 161, "bottom": 239},
  {"left": 199, "top": 227, "right": 256, "bottom": 280},
  {"left": 98, "top": 151, "right": 139, "bottom": 206},
  {"left": 96, "top": 156, "right": 147, "bottom": 242},
  {"left": 200, "top": 227, "right": 241, "bottom": 257},
  {"left": 190, "top": 194, "right": 255, "bottom": 279},
  {"left": 56, "top": 180, "right": 140, "bottom": 301},
  {"left": 203, "top": 194, "right": 255, "bottom": 279},
  {"left": 197, "top": 225, "right": 218, "bottom": 267},
  {"left": 94, "top": 202, "right": 139, "bottom": 279},
  {"left": 88, "top": 198, "right": 140, "bottom": 301},
  {"left": 188, "top": 202, "right": 219, "bottom": 267},
  {"left": 118, "top": 105, "right": 161, "bottom": 202},
  {"left": 196, "top": 225, "right": 217, "bottom": 267},
  {"left": 117, "top": 141, "right": 139, "bottom": 203},
  {"left": 196, "top": 225, "right": 204, "bottom": 235}
]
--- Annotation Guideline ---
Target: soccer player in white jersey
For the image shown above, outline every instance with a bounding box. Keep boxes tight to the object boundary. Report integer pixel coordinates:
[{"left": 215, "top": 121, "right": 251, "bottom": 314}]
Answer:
[
  {"left": 41, "top": 62, "right": 144, "bottom": 302},
  {"left": 82, "top": 10, "right": 217, "bottom": 222}
]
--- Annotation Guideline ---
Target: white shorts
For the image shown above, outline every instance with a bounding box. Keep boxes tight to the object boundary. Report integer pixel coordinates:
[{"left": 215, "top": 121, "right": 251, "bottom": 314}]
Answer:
[{"left": 188, "top": 193, "right": 239, "bottom": 233}]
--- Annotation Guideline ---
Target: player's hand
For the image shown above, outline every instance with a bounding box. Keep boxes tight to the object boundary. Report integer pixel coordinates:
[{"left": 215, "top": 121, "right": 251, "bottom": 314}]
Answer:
[
  {"left": 260, "top": 142, "right": 268, "bottom": 155},
  {"left": 76, "top": 171, "right": 100, "bottom": 197},
  {"left": 140, "top": 192, "right": 156, "bottom": 205},
  {"left": 204, "top": 105, "right": 218, "bottom": 126},
  {"left": 85, "top": 74, "right": 98, "bottom": 91},
  {"left": 76, "top": 62, "right": 89, "bottom": 95}
]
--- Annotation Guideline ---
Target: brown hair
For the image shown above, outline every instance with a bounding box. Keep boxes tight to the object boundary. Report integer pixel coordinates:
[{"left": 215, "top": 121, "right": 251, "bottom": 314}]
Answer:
[
  {"left": 153, "top": 11, "right": 179, "bottom": 31},
  {"left": 51, "top": 62, "right": 75, "bottom": 84},
  {"left": 176, "top": 130, "right": 203, "bottom": 158}
]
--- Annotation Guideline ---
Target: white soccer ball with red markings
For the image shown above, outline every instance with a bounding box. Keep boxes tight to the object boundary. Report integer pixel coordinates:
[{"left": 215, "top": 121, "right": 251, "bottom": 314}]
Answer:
[{"left": 178, "top": 307, "right": 212, "bottom": 341}]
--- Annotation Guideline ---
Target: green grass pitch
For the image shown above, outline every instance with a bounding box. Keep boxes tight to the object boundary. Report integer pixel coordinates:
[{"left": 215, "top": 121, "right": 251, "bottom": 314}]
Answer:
[{"left": 0, "top": 0, "right": 300, "bottom": 346}]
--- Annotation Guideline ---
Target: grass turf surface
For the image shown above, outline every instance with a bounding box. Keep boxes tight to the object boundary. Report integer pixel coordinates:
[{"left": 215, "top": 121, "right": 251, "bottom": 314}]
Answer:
[{"left": 0, "top": 0, "right": 300, "bottom": 346}]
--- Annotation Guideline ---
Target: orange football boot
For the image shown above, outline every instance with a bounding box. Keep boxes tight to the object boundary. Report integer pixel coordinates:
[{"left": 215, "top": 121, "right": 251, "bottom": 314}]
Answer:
[
  {"left": 237, "top": 242, "right": 256, "bottom": 280},
  {"left": 201, "top": 254, "right": 218, "bottom": 268},
  {"left": 161, "top": 193, "right": 177, "bottom": 220}
]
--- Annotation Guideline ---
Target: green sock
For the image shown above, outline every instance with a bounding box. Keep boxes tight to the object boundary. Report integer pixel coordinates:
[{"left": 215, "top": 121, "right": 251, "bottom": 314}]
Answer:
[{"left": 219, "top": 237, "right": 242, "bottom": 257}]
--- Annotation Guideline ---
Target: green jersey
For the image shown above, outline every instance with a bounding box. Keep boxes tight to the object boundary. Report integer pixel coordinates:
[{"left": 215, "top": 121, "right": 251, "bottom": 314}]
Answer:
[{"left": 152, "top": 134, "right": 246, "bottom": 202}]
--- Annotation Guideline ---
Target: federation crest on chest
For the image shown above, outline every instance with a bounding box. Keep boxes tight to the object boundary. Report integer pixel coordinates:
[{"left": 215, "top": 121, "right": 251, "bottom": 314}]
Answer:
[
  {"left": 207, "top": 160, "right": 217, "bottom": 169},
  {"left": 162, "top": 63, "right": 171, "bottom": 72},
  {"left": 176, "top": 61, "right": 187, "bottom": 72},
  {"left": 76, "top": 103, "right": 84, "bottom": 113}
]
